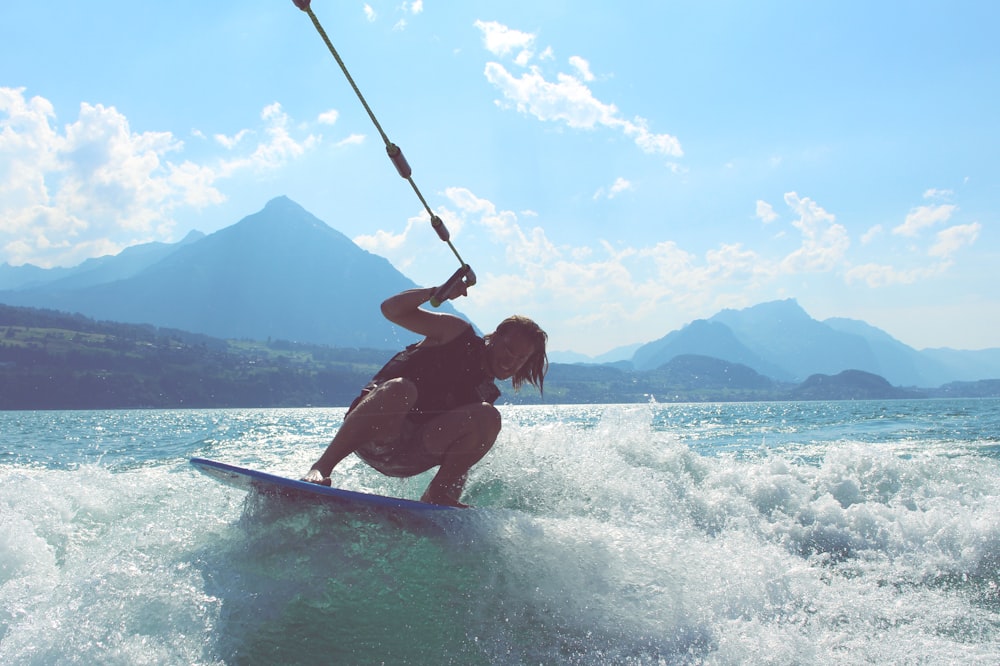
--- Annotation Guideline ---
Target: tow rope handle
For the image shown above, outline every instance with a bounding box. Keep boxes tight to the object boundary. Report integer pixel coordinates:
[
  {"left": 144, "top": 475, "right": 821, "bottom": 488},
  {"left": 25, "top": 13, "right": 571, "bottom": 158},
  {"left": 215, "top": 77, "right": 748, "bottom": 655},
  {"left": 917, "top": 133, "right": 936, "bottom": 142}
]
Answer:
[
  {"left": 431, "top": 264, "right": 477, "bottom": 308},
  {"left": 292, "top": 0, "right": 473, "bottom": 307}
]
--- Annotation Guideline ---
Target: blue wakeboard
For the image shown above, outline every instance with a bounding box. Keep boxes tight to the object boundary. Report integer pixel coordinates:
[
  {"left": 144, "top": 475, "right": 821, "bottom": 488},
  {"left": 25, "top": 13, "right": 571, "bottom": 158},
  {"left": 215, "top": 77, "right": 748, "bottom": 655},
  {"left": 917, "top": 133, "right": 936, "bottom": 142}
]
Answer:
[{"left": 190, "top": 457, "right": 455, "bottom": 511}]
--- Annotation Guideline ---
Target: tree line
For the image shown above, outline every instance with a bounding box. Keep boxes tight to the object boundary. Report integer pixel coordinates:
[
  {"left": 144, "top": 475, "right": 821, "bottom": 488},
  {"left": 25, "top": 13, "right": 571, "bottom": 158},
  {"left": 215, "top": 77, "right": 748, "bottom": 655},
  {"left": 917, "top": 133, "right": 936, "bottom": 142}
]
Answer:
[{"left": 2, "top": 304, "right": 996, "bottom": 410}]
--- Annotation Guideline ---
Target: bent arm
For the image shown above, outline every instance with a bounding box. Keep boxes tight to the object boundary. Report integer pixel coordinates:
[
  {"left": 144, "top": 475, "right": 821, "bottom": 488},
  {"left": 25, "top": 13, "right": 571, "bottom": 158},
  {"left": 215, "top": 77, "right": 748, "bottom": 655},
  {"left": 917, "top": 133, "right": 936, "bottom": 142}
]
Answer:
[{"left": 381, "top": 287, "right": 470, "bottom": 345}]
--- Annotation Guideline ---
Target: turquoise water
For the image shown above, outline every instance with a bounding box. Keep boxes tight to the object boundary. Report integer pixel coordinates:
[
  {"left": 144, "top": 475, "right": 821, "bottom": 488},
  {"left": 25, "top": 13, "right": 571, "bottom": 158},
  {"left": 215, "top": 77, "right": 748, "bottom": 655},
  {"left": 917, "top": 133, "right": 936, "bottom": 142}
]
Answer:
[{"left": 2, "top": 399, "right": 998, "bottom": 664}]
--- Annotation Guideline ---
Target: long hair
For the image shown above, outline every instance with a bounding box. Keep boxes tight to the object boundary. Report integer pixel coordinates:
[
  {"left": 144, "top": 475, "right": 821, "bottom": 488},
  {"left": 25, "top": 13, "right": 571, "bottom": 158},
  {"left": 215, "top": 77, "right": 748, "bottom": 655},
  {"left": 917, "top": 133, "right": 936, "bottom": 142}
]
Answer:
[{"left": 486, "top": 315, "right": 549, "bottom": 394}]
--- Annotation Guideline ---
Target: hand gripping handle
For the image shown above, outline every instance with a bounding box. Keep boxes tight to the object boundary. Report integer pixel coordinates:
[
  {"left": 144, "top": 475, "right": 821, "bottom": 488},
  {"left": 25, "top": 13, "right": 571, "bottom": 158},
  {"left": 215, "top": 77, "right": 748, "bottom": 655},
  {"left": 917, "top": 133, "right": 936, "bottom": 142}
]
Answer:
[{"left": 430, "top": 265, "right": 476, "bottom": 307}]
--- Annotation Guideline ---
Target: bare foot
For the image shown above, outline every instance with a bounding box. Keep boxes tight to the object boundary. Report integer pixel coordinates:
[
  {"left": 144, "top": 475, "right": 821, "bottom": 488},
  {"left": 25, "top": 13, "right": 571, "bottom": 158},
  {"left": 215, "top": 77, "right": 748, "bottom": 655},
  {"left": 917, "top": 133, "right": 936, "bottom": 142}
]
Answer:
[
  {"left": 301, "top": 469, "right": 332, "bottom": 486},
  {"left": 420, "top": 490, "right": 469, "bottom": 508}
]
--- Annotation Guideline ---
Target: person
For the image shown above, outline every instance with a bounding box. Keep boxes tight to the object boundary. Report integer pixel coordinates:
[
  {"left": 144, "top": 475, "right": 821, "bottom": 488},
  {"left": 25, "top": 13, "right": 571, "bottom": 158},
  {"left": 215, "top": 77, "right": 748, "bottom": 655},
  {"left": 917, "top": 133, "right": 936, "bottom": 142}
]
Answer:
[{"left": 302, "top": 283, "right": 548, "bottom": 507}]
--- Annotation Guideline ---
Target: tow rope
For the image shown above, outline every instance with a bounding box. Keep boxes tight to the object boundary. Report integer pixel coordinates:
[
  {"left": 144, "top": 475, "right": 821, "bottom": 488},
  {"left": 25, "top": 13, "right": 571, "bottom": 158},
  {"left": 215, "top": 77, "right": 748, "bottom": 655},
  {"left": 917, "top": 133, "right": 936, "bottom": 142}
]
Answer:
[{"left": 291, "top": 0, "right": 475, "bottom": 307}]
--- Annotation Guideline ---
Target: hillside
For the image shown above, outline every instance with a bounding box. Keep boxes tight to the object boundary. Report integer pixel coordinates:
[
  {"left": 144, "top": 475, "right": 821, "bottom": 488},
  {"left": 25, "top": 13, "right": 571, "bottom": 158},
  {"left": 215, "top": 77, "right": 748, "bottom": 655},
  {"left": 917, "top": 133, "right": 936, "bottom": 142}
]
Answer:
[
  {"left": 6, "top": 304, "right": 997, "bottom": 409},
  {"left": 0, "top": 305, "right": 391, "bottom": 409}
]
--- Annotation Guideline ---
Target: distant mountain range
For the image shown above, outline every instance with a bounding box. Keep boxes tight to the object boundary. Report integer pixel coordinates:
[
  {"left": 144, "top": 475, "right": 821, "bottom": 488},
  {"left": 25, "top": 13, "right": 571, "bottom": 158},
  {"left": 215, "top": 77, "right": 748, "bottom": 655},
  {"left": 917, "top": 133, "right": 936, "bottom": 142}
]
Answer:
[
  {"left": 629, "top": 299, "right": 1000, "bottom": 387},
  {"left": 2, "top": 196, "right": 997, "bottom": 388},
  {"left": 9, "top": 303, "right": 994, "bottom": 409},
  {"left": 0, "top": 197, "right": 445, "bottom": 349}
]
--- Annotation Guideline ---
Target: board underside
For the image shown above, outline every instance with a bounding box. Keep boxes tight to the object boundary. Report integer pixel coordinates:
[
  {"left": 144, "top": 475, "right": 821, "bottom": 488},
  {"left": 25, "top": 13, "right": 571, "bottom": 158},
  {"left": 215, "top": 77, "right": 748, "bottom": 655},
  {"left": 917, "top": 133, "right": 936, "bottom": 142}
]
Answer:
[{"left": 190, "top": 457, "right": 455, "bottom": 511}]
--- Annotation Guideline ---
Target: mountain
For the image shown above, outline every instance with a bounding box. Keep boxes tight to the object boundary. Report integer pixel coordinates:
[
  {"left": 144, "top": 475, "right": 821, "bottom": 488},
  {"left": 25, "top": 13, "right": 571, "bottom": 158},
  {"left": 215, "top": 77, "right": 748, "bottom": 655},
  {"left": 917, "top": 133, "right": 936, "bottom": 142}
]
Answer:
[
  {"left": 3, "top": 198, "right": 997, "bottom": 386},
  {"left": 0, "top": 231, "right": 205, "bottom": 290},
  {"left": 0, "top": 197, "right": 445, "bottom": 348},
  {"left": 16, "top": 303, "right": 981, "bottom": 409},
  {"left": 645, "top": 354, "right": 777, "bottom": 391},
  {"left": 920, "top": 347, "right": 1000, "bottom": 382},
  {"left": 632, "top": 316, "right": 793, "bottom": 380},
  {"left": 789, "top": 370, "right": 918, "bottom": 401},
  {"left": 549, "top": 341, "right": 643, "bottom": 365},
  {"left": 631, "top": 299, "right": 1000, "bottom": 387}
]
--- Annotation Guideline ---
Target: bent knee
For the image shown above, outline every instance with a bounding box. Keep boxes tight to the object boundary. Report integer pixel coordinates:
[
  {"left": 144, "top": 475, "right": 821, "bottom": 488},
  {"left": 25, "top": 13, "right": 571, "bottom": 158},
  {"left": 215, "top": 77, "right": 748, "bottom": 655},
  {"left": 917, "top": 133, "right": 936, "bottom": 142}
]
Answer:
[
  {"left": 471, "top": 402, "right": 502, "bottom": 438},
  {"left": 359, "top": 377, "right": 417, "bottom": 412},
  {"left": 381, "top": 377, "right": 418, "bottom": 401}
]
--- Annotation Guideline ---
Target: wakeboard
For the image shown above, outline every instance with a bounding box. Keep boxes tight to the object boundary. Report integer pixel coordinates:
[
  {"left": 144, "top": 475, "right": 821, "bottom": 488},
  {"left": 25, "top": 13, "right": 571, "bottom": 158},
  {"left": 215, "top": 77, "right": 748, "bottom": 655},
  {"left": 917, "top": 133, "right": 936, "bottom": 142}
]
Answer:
[{"left": 190, "top": 457, "right": 456, "bottom": 511}]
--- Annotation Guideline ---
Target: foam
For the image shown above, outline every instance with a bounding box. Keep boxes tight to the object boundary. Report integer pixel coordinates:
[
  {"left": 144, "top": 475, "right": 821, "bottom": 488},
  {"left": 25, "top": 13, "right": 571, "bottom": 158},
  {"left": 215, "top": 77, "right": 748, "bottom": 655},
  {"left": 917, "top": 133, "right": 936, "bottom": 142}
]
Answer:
[{"left": 1, "top": 402, "right": 998, "bottom": 663}]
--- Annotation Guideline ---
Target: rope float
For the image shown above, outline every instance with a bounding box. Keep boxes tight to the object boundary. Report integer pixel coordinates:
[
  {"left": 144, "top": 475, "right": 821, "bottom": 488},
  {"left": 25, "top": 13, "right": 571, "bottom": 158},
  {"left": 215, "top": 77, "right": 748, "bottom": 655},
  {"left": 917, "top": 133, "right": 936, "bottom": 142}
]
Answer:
[{"left": 291, "top": 0, "right": 475, "bottom": 307}]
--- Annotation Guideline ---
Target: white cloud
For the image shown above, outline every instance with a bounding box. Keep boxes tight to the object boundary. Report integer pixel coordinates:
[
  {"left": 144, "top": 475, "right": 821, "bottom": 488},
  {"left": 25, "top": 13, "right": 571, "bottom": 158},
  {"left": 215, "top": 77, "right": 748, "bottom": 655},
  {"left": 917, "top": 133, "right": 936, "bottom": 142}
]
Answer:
[
  {"left": 893, "top": 203, "right": 956, "bottom": 237},
  {"left": 335, "top": 133, "right": 366, "bottom": 147},
  {"left": 356, "top": 186, "right": 980, "bottom": 352},
  {"left": 475, "top": 22, "right": 681, "bottom": 157},
  {"left": 860, "top": 224, "right": 883, "bottom": 245},
  {"left": 755, "top": 199, "right": 778, "bottom": 223},
  {"left": 0, "top": 88, "right": 319, "bottom": 267},
  {"left": 404, "top": 1, "right": 423, "bottom": 14},
  {"left": 923, "top": 187, "right": 953, "bottom": 200},
  {"left": 609, "top": 177, "right": 634, "bottom": 198},
  {"left": 568, "top": 56, "right": 595, "bottom": 82},
  {"left": 780, "top": 192, "right": 850, "bottom": 273},
  {"left": 214, "top": 129, "right": 250, "bottom": 149},
  {"left": 215, "top": 102, "right": 319, "bottom": 176},
  {"left": 594, "top": 177, "right": 634, "bottom": 200},
  {"left": 929, "top": 222, "right": 980, "bottom": 258},
  {"left": 317, "top": 109, "right": 339, "bottom": 125},
  {"left": 482, "top": 63, "right": 681, "bottom": 156},
  {"left": 363, "top": 4, "right": 377, "bottom": 22},
  {"left": 474, "top": 20, "right": 536, "bottom": 62},
  {"left": 354, "top": 216, "right": 419, "bottom": 266}
]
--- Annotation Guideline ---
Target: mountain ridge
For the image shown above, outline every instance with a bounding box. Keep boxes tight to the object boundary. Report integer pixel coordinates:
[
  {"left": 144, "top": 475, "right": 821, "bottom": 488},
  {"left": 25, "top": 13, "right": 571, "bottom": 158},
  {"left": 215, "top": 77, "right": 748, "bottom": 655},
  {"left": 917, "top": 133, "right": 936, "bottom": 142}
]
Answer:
[
  {"left": 6, "top": 304, "right": 989, "bottom": 409},
  {"left": 1, "top": 196, "right": 997, "bottom": 387},
  {"left": 0, "top": 197, "right": 441, "bottom": 348}
]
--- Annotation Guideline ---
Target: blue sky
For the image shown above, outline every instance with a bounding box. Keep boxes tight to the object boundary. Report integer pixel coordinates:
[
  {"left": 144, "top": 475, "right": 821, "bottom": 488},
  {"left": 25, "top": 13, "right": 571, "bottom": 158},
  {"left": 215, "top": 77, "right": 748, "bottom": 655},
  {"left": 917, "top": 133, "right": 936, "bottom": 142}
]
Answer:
[{"left": 1, "top": 1, "right": 997, "bottom": 356}]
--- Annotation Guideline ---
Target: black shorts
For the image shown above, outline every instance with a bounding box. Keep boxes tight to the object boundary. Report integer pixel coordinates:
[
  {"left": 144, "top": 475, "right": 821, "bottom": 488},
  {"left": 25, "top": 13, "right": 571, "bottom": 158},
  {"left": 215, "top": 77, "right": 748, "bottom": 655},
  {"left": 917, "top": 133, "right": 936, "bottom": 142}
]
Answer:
[{"left": 348, "top": 384, "right": 443, "bottom": 478}]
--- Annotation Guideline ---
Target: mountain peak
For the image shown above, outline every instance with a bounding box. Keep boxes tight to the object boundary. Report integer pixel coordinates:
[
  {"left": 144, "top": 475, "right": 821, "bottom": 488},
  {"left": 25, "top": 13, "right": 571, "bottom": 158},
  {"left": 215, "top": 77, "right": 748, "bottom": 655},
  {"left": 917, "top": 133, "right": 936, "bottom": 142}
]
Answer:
[
  {"left": 713, "top": 298, "right": 809, "bottom": 324},
  {"left": 212, "top": 197, "right": 350, "bottom": 255},
  {"left": 263, "top": 195, "right": 297, "bottom": 211},
  {"left": 179, "top": 229, "right": 206, "bottom": 244}
]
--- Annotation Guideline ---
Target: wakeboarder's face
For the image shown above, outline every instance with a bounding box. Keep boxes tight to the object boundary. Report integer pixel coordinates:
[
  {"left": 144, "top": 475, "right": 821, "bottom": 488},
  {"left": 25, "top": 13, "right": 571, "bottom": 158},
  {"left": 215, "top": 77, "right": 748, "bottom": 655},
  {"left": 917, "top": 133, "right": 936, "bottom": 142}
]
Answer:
[{"left": 489, "top": 329, "right": 535, "bottom": 381}]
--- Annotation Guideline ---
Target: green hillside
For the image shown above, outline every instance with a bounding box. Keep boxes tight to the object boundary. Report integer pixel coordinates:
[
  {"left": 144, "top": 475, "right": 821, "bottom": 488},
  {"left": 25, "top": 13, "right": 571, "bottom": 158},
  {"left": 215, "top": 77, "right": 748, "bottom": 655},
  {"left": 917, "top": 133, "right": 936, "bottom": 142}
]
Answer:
[
  {"left": 0, "top": 305, "right": 390, "bottom": 409},
  {"left": 3, "top": 304, "right": 993, "bottom": 410}
]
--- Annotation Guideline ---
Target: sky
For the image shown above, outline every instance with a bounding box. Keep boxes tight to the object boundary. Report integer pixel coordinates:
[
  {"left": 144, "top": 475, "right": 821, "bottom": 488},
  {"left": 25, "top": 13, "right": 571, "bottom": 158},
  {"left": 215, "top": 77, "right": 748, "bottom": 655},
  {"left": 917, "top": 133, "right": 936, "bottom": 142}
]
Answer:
[{"left": 1, "top": 1, "right": 998, "bottom": 356}]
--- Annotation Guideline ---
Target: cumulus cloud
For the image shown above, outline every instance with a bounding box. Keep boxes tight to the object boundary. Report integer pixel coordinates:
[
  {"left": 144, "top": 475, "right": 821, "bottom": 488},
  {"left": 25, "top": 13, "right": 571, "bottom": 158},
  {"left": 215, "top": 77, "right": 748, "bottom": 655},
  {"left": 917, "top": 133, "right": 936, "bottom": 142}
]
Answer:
[
  {"left": 475, "top": 21, "right": 681, "bottom": 157},
  {"left": 0, "top": 87, "right": 319, "bottom": 267},
  {"left": 569, "top": 56, "right": 595, "bottom": 82},
  {"left": 923, "top": 187, "right": 953, "bottom": 200},
  {"left": 842, "top": 197, "right": 979, "bottom": 286},
  {"left": 475, "top": 20, "right": 536, "bottom": 64},
  {"left": 354, "top": 184, "right": 981, "bottom": 352},
  {"left": 335, "top": 133, "right": 366, "bottom": 147},
  {"left": 755, "top": 200, "right": 778, "bottom": 223},
  {"left": 317, "top": 109, "right": 339, "bottom": 125},
  {"left": 860, "top": 224, "right": 883, "bottom": 245},
  {"left": 780, "top": 192, "right": 850, "bottom": 273},
  {"left": 929, "top": 222, "right": 980, "bottom": 258},
  {"left": 214, "top": 129, "right": 250, "bottom": 149},
  {"left": 893, "top": 203, "right": 956, "bottom": 237},
  {"left": 594, "top": 176, "right": 634, "bottom": 200}
]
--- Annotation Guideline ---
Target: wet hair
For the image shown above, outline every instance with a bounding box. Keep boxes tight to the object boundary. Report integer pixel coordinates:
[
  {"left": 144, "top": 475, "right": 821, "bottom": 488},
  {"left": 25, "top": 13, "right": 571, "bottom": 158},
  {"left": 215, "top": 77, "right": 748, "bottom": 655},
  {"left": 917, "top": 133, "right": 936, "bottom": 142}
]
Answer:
[{"left": 485, "top": 315, "right": 549, "bottom": 394}]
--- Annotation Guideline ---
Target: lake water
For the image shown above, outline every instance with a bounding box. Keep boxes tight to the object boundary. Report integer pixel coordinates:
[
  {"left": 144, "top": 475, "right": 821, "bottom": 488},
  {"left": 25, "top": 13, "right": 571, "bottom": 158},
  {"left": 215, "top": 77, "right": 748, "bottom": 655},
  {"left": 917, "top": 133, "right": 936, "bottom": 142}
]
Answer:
[{"left": 2, "top": 399, "right": 998, "bottom": 664}]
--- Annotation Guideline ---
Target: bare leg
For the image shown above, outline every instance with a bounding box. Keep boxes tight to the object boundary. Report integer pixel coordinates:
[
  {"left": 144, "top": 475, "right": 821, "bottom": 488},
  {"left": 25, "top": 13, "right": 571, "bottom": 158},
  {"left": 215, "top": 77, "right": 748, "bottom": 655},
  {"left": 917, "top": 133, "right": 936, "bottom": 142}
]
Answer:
[
  {"left": 419, "top": 402, "right": 502, "bottom": 506},
  {"left": 304, "top": 378, "right": 417, "bottom": 482}
]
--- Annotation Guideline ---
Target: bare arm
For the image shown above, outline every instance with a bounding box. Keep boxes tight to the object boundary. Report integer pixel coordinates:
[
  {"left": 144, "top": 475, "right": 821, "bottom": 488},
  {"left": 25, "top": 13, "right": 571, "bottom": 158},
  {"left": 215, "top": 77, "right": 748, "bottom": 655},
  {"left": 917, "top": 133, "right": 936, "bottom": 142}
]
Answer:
[{"left": 381, "top": 287, "right": 470, "bottom": 345}]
